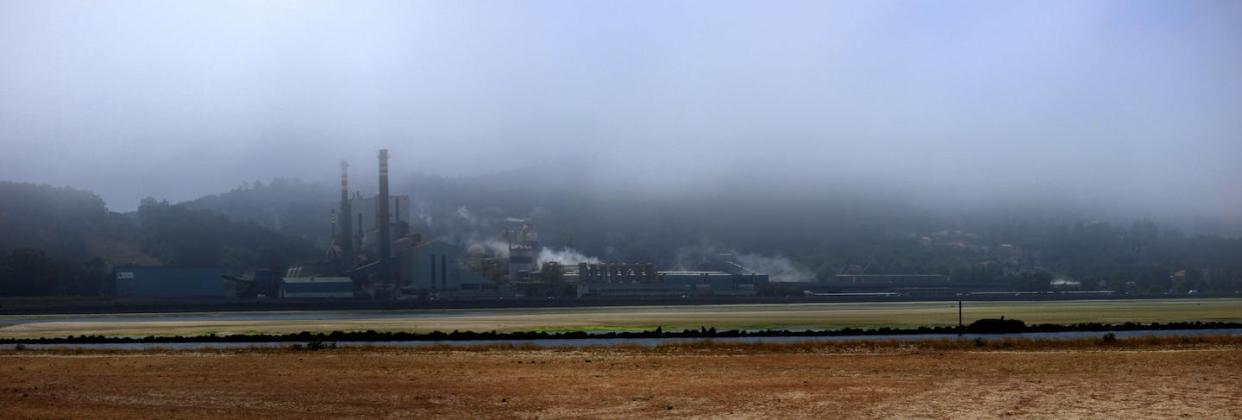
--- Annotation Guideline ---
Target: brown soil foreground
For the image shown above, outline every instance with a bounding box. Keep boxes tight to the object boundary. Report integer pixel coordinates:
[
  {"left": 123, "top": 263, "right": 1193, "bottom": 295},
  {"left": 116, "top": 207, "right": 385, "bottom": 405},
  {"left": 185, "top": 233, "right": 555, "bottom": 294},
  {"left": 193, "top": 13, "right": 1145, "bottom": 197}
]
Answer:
[{"left": 2, "top": 338, "right": 1241, "bottom": 419}]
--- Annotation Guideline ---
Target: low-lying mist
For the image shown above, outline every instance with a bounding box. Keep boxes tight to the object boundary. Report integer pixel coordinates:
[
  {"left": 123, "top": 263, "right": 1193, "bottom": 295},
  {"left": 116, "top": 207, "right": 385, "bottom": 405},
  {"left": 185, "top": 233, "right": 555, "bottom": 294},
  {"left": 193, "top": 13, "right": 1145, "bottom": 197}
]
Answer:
[{"left": 1, "top": 0, "right": 1238, "bottom": 243}]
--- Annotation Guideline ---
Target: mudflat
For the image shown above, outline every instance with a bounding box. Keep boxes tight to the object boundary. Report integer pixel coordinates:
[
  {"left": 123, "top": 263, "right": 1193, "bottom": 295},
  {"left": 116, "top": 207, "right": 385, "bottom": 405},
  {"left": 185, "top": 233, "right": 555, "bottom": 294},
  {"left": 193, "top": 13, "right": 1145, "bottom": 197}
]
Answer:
[{"left": 2, "top": 338, "right": 1240, "bottom": 419}]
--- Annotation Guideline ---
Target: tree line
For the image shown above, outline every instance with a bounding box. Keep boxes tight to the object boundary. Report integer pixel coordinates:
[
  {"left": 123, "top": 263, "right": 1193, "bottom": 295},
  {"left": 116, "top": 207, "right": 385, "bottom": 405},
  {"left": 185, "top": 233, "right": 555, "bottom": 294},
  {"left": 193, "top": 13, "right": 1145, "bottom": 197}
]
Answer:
[{"left": 0, "top": 182, "right": 318, "bottom": 296}]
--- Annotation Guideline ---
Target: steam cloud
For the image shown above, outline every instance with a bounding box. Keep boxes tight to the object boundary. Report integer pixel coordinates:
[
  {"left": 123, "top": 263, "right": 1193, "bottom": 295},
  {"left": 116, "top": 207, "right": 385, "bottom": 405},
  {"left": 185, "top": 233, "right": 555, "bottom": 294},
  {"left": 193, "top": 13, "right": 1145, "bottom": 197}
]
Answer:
[
  {"left": 465, "top": 238, "right": 509, "bottom": 258},
  {"left": 538, "top": 247, "right": 601, "bottom": 266},
  {"left": 734, "top": 253, "right": 814, "bottom": 283},
  {"left": 675, "top": 242, "right": 813, "bottom": 282}
]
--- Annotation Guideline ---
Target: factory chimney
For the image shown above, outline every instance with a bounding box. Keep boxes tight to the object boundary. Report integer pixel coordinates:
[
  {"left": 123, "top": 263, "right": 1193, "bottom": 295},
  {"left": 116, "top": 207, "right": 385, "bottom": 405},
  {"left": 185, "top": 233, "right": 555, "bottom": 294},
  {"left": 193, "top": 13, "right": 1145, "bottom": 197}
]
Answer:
[
  {"left": 356, "top": 212, "right": 363, "bottom": 251},
  {"left": 339, "top": 160, "right": 352, "bottom": 254},
  {"left": 377, "top": 149, "right": 391, "bottom": 283}
]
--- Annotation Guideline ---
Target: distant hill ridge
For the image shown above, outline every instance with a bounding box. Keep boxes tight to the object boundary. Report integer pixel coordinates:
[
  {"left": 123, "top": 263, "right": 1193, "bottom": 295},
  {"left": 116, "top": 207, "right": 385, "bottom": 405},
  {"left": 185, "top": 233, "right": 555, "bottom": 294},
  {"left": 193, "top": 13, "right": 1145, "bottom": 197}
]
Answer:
[
  {"left": 5, "top": 174, "right": 1241, "bottom": 297},
  {"left": 0, "top": 181, "right": 319, "bottom": 296},
  {"left": 172, "top": 172, "right": 1242, "bottom": 295}
]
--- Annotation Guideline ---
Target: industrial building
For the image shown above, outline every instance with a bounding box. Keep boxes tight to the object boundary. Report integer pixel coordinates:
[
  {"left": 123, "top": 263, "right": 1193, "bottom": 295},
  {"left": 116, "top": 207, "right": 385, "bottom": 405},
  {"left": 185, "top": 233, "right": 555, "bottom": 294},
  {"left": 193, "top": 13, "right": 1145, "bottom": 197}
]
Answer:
[
  {"left": 91, "top": 148, "right": 776, "bottom": 302},
  {"left": 280, "top": 148, "right": 775, "bottom": 301},
  {"left": 400, "top": 240, "right": 493, "bottom": 294},
  {"left": 515, "top": 261, "right": 770, "bottom": 298},
  {"left": 506, "top": 222, "right": 538, "bottom": 282},
  {"left": 279, "top": 276, "right": 354, "bottom": 298},
  {"left": 801, "top": 274, "right": 1007, "bottom": 296},
  {"left": 657, "top": 271, "right": 768, "bottom": 296},
  {"left": 566, "top": 264, "right": 769, "bottom": 298},
  {"left": 114, "top": 267, "right": 230, "bottom": 299},
  {"left": 290, "top": 149, "right": 408, "bottom": 298},
  {"left": 348, "top": 194, "right": 411, "bottom": 246}
]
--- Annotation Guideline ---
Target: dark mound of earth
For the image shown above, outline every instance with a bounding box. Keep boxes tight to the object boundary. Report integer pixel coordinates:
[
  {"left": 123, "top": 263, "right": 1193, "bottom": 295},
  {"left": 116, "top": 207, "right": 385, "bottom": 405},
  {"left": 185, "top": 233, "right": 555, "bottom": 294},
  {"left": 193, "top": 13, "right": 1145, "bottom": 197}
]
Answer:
[{"left": 967, "top": 318, "right": 1027, "bottom": 334}]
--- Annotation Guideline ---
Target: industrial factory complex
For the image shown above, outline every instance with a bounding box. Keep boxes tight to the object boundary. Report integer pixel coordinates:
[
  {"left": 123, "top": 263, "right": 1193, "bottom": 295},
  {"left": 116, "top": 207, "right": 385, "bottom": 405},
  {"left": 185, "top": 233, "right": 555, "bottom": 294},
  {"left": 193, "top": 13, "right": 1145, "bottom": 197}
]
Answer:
[
  {"left": 92, "top": 148, "right": 1143, "bottom": 308},
  {"left": 106, "top": 148, "right": 1091, "bottom": 306},
  {"left": 113, "top": 149, "right": 773, "bottom": 302}
]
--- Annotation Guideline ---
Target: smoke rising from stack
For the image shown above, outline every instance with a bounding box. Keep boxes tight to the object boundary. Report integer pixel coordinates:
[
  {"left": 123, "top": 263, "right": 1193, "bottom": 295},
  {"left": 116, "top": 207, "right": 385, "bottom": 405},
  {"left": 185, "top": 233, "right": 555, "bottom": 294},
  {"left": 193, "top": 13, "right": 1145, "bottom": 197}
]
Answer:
[{"left": 538, "top": 247, "right": 600, "bottom": 266}]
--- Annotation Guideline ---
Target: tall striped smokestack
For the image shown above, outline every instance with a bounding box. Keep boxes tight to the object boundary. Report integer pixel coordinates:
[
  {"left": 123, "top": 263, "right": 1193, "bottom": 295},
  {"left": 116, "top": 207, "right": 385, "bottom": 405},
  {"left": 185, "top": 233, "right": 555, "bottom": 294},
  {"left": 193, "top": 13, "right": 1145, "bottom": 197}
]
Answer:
[
  {"left": 339, "top": 160, "right": 352, "bottom": 254},
  {"left": 377, "top": 149, "right": 391, "bottom": 282}
]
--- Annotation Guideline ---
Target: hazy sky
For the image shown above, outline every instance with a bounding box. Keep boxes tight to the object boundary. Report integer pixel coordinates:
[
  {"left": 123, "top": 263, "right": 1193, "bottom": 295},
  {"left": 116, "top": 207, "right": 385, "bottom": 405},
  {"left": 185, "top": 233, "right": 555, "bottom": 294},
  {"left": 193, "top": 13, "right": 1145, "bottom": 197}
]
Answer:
[{"left": 1, "top": 0, "right": 1240, "bottom": 222}]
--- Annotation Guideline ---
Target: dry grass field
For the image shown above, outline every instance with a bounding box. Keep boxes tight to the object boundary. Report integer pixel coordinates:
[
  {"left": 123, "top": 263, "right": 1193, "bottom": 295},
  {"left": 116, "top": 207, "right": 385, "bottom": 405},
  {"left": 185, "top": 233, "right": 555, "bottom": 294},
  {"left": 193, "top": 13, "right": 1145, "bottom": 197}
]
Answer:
[
  {"left": 3, "top": 298, "right": 1240, "bottom": 338},
  {"left": 2, "top": 337, "right": 1241, "bottom": 419}
]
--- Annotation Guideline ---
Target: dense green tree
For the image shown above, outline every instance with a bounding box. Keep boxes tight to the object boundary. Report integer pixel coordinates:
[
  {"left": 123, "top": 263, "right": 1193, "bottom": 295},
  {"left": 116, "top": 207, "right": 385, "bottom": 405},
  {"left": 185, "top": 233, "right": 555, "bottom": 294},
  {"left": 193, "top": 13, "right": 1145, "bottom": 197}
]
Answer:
[
  {"left": 0, "top": 182, "right": 318, "bottom": 296},
  {"left": 0, "top": 248, "right": 58, "bottom": 296},
  {"left": 136, "top": 198, "right": 318, "bottom": 271}
]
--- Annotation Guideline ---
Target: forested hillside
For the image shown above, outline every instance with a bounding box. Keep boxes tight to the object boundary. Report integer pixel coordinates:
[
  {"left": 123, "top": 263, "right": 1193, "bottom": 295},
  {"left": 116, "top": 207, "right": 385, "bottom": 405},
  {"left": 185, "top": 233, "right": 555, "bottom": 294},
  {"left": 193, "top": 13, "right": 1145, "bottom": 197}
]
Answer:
[
  {"left": 0, "top": 182, "right": 133, "bottom": 295},
  {"left": 0, "top": 182, "right": 318, "bottom": 296},
  {"left": 180, "top": 178, "right": 336, "bottom": 247},
  {"left": 135, "top": 198, "right": 320, "bottom": 272},
  {"left": 0, "top": 182, "right": 137, "bottom": 261}
]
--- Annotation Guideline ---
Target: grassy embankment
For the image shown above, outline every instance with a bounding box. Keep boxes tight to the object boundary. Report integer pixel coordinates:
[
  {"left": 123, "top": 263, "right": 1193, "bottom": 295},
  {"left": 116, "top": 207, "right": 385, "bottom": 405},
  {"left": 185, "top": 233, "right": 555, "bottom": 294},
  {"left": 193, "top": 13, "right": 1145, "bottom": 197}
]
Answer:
[{"left": 1, "top": 298, "right": 1239, "bottom": 338}]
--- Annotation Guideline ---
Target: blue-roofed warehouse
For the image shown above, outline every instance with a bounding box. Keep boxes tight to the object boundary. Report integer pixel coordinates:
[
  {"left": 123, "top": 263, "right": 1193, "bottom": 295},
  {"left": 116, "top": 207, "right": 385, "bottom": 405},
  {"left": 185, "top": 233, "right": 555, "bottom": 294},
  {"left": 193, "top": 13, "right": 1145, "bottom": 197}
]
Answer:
[{"left": 113, "top": 267, "right": 231, "bottom": 298}]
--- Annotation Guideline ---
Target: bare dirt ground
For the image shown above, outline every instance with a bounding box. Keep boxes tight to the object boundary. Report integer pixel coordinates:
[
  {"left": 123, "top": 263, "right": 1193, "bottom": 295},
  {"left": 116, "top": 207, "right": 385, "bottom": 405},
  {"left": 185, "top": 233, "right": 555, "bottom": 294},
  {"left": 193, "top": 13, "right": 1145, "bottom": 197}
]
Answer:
[{"left": 2, "top": 339, "right": 1240, "bottom": 419}]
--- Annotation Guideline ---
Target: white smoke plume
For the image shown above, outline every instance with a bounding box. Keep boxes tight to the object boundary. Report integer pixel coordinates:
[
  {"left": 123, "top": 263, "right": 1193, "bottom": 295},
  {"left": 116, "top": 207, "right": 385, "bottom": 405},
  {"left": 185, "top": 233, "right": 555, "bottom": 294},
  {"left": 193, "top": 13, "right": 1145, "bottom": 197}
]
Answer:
[
  {"left": 466, "top": 238, "right": 509, "bottom": 258},
  {"left": 734, "top": 253, "right": 814, "bottom": 283},
  {"left": 455, "top": 206, "right": 476, "bottom": 225},
  {"left": 674, "top": 242, "right": 812, "bottom": 282},
  {"left": 538, "top": 247, "right": 601, "bottom": 266},
  {"left": 437, "top": 205, "right": 511, "bottom": 257},
  {"left": 673, "top": 242, "right": 721, "bottom": 271}
]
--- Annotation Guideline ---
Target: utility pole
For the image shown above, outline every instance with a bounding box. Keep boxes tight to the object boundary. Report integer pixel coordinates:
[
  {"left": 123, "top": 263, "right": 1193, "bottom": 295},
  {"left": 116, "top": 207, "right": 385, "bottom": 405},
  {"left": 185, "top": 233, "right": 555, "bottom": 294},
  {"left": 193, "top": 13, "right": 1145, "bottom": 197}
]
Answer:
[{"left": 958, "top": 299, "right": 964, "bottom": 336}]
